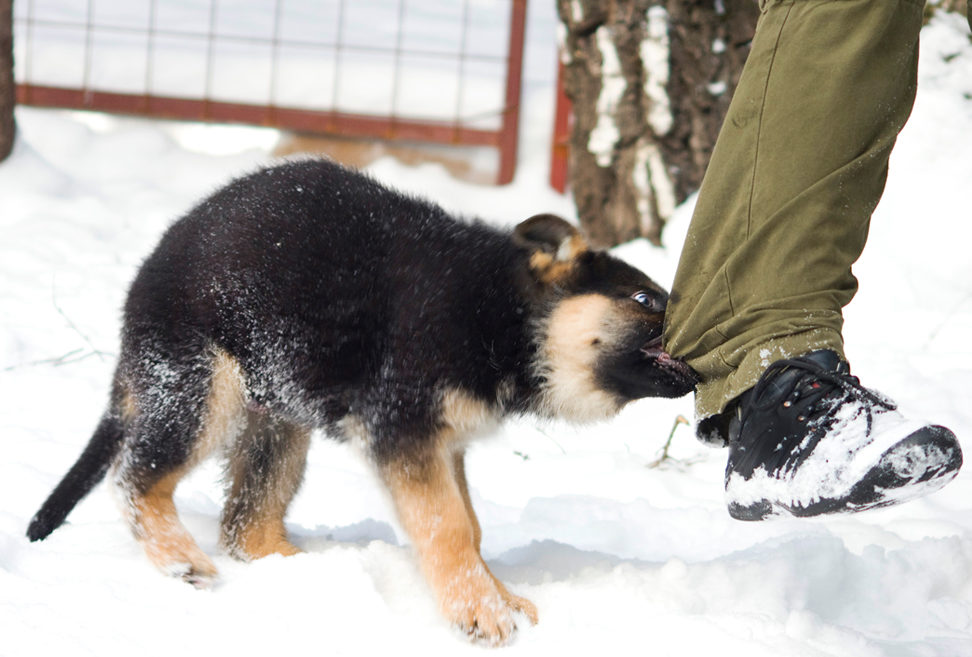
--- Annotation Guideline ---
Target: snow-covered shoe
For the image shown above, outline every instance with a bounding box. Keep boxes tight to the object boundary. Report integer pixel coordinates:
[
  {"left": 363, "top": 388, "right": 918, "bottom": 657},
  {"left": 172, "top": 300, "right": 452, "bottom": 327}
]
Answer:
[{"left": 724, "top": 350, "right": 962, "bottom": 520}]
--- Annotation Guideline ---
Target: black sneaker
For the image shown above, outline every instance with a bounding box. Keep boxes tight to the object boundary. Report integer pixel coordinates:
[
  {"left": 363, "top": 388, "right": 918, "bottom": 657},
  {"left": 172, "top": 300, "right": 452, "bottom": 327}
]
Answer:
[{"left": 723, "top": 350, "right": 962, "bottom": 520}]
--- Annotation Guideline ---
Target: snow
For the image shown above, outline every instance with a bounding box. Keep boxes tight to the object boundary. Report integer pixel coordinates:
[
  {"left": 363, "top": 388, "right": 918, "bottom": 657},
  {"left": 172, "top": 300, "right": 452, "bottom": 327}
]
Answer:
[
  {"left": 707, "top": 80, "right": 728, "bottom": 96},
  {"left": 633, "top": 138, "right": 677, "bottom": 226},
  {"left": 587, "top": 25, "right": 624, "bottom": 168},
  {"left": 2, "top": 7, "right": 972, "bottom": 657},
  {"left": 640, "top": 5, "right": 673, "bottom": 137}
]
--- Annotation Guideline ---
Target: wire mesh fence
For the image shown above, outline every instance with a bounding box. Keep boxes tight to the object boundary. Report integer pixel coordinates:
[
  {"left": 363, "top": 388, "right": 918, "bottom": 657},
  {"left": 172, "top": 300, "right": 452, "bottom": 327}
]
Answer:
[{"left": 14, "top": 0, "right": 526, "bottom": 182}]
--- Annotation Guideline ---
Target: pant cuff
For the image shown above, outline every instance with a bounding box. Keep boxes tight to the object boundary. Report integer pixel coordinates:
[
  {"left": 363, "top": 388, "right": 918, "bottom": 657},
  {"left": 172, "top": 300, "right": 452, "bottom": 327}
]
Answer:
[{"left": 692, "top": 328, "right": 845, "bottom": 420}]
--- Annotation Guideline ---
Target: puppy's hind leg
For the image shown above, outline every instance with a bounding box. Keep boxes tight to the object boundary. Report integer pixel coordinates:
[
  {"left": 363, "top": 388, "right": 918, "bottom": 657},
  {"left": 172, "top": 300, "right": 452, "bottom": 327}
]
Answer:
[
  {"left": 220, "top": 410, "right": 310, "bottom": 560},
  {"left": 124, "top": 467, "right": 219, "bottom": 587},
  {"left": 115, "top": 348, "right": 246, "bottom": 587}
]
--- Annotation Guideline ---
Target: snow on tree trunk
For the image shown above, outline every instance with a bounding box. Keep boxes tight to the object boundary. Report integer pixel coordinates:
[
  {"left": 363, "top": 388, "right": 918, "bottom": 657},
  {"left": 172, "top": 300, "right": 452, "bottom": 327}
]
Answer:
[
  {"left": 0, "top": 0, "right": 14, "bottom": 163},
  {"left": 557, "top": 0, "right": 758, "bottom": 247}
]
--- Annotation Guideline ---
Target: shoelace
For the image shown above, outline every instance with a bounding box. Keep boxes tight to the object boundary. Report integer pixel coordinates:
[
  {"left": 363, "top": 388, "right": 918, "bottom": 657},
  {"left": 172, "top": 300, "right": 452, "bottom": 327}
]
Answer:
[{"left": 748, "top": 357, "right": 897, "bottom": 426}]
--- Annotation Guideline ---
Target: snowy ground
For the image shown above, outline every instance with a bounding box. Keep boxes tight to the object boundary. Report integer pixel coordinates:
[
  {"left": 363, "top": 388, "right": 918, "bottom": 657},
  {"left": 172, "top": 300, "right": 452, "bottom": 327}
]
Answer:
[{"left": 2, "top": 9, "right": 972, "bottom": 657}]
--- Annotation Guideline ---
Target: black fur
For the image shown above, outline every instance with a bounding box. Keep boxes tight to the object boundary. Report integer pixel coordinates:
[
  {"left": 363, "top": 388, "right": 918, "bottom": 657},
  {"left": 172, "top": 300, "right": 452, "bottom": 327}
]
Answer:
[{"left": 27, "top": 411, "right": 124, "bottom": 541}]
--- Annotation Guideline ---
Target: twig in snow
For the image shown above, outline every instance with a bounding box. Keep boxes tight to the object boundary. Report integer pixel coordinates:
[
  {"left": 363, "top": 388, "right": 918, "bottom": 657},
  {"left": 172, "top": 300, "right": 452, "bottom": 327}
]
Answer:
[
  {"left": 532, "top": 425, "right": 568, "bottom": 455},
  {"left": 51, "top": 283, "right": 108, "bottom": 362},
  {"left": 2, "top": 347, "right": 104, "bottom": 371},
  {"left": 648, "top": 414, "right": 689, "bottom": 468},
  {"left": 921, "top": 288, "right": 972, "bottom": 351}
]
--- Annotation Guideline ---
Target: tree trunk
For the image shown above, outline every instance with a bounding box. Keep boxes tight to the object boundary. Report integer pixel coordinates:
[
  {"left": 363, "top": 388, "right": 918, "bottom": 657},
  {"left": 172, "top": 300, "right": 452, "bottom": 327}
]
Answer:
[
  {"left": 923, "top": 0, "right": 970, "bottom": 23},
  {"left": 0, "top": 0, "right": 14, "bottom": 163},
  {"left": 556, "top": 0, "right": 759, "bottom": 247}
]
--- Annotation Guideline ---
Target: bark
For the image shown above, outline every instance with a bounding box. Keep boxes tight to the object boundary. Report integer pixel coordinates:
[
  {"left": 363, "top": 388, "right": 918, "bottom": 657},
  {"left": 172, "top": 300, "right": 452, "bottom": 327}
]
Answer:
[
  {"left": 939, "top": 0, "right": 967, "bottom": 13},
  {"left": 923, "top": 0, "right": 969, "bottom": 22},
  {"left": 0, "top": 0, "right": 14, "bottom": 163},
  {"left": 557, "top": 0, "right": 758, "bottom": 247}
]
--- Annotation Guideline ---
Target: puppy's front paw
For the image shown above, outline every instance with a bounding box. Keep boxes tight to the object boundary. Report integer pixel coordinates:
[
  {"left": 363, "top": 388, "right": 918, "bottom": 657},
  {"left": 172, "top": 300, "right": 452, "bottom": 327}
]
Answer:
[
  {"left": 442, "top": 563, "right": 536, "bottom": 646},
  {"left": 497, "top": 585, "right": 539, "bottom": 627}
]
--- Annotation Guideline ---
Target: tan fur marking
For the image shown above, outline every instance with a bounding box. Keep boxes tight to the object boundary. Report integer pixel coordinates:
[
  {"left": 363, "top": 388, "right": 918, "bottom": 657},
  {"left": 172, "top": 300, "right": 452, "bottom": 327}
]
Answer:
[
  {"left": 382, "top": 438, "right": 537, "bottom": 644},
  {"left": 560, "top": 233, "right": 589, "bottom": 261},
  {"left": 528, "top": 234, "right": 589, "bottom": 284},
  {"left": 236, "top": 516, "right": 302, "bottom": 559},
  {"left": 440, "top": 388, "right": 496, "bottom": 435},
  {"left": 119, "top": 388, "right": 138, "bottom": 423},
  {"left": 452, "top": 450, "right": 482, "bottom": 552},
  {"left": 336, "top": 414, "right": 370, "bottom": 449},
  {"left": 529, "top": 251, "right": 573, "bottom": 284},
  {"left": 194, "top": 348, "right": 247, "bottom": 464},
  {"left": 132, "top": 470, "right": 218, "bottom": 584},
  {"left": 539, "top": 293, "right": 624, "bottom": 422}
]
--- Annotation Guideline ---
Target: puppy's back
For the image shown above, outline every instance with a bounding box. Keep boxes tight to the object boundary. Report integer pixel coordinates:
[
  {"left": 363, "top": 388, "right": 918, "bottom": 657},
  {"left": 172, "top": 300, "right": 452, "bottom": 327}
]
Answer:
[{"left": 121, "top": 160, "right": 532, "bottom": 424}]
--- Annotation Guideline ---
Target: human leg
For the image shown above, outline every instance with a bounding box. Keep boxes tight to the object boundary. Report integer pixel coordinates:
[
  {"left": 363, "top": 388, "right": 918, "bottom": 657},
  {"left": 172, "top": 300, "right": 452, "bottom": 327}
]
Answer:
[
  {"left": 663, "top": 0, "right": 962, "bottom": 517},
  {"left": 664, "top": 0, "right": 925, "bottom": 422}
]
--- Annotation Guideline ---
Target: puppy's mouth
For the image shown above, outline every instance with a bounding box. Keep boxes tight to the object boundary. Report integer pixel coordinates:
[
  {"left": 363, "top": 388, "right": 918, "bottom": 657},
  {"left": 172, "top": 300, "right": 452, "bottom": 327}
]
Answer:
[
  {"left": 641, "top": 335, "right": 698, "bottom": 384},
  {"left": 598, "top": 333, "right": 698, "bottom": 400}
]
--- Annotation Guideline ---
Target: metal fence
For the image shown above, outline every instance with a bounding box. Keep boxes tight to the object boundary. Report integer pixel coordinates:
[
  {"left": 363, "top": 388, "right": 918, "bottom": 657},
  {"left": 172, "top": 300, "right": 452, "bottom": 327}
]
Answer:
[{"left": 14, "top": 0, "right": 526, "bottom": 183}]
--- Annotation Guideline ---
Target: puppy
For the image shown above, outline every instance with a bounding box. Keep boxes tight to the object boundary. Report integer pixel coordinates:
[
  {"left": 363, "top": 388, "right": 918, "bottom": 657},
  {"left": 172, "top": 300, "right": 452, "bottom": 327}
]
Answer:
[{"left": 27, "top": 159, "right": 695, "bottom": 645}]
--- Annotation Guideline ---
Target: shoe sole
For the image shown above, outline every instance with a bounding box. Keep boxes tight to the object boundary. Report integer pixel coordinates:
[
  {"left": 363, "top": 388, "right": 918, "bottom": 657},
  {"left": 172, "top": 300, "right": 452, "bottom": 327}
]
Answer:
[{"left": 728, "top": 425, "right": 963, "bottom": 521}]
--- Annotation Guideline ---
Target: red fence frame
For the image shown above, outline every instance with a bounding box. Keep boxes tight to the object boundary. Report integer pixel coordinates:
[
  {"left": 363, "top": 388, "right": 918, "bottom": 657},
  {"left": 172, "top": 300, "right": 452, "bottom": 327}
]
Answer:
[
  {"left": 549, "top": 61, "right": 571, "bottom": 193},
  {"left": 16, "top": 0, "right": 527, "bottom": 184}
]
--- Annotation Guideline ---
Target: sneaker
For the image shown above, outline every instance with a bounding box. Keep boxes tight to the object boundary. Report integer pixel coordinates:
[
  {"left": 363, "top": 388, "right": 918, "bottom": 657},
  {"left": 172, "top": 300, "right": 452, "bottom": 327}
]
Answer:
[{"left": 723, "top": 350, "right": 962, "bottom": 520}]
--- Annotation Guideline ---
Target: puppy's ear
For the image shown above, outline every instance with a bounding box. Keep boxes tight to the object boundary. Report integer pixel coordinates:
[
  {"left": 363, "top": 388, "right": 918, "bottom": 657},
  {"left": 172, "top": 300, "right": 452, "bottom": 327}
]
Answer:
[{"left": 513, "top": 214, "right": 589, "bottom": 283}]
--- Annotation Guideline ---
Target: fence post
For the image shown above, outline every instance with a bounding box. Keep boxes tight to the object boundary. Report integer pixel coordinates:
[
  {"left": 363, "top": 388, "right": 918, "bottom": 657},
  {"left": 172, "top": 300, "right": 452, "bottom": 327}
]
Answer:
[
  {"left": 549, "top": 61, "right": 570, "bottom": 193},
  {"left": 498, "top": 0, "right": 526, "bottom": 185}
]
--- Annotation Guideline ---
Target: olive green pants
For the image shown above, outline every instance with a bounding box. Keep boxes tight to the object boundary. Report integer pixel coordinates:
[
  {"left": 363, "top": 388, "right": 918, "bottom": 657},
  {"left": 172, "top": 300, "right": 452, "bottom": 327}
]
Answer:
[{"left": 663, "top": 0, "right": 925, "bottom": 420}]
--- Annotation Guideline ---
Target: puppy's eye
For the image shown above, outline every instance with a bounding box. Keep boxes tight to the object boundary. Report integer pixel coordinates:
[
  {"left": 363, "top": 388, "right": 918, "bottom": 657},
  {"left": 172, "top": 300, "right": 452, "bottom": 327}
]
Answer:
[{"left": 631, "top": 291, "right": 664, "bottom": 312}]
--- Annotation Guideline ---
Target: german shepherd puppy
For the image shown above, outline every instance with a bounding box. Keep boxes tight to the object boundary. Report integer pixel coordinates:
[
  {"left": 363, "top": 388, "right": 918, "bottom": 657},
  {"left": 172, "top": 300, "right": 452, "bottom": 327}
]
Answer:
[{"left": 27, "top": 159, "right": 695, "bottom": 645}]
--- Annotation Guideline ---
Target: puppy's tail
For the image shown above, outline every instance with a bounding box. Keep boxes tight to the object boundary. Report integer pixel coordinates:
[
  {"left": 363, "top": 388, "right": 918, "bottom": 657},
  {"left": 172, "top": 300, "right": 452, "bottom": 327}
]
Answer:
[{"left": 27, "top": 411, "right": 125, "bottom": 542}]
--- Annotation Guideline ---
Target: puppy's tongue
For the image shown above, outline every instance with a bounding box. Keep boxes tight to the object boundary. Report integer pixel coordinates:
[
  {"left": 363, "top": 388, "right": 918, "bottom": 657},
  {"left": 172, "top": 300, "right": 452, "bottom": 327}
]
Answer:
[{"left": 641, "top": 336, "right": 697, "bottom": 380}]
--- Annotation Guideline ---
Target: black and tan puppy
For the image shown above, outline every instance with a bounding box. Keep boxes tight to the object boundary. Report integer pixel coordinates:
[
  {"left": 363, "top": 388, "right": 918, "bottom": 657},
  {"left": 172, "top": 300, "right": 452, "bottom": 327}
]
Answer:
[{"left": 27, "top": 159, "right": 695, "bottom": 644}]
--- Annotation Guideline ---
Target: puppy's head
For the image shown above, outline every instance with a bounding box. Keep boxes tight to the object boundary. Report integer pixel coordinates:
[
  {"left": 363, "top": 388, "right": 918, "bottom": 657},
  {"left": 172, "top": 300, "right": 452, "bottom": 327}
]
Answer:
[{"left": 514, "top": 214, "right": 697, "bottom": 422}]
